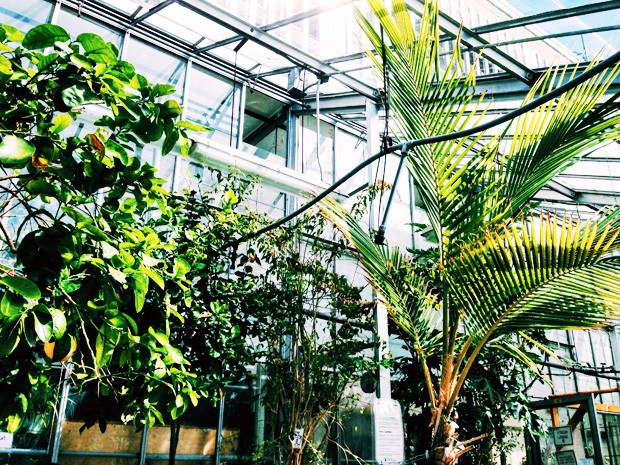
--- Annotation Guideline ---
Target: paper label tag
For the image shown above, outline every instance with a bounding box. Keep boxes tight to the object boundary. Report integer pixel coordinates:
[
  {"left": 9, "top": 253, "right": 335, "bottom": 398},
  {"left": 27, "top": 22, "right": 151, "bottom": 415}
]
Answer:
[
  {"left": 292, "top": 428, "right": 304, "bottom": 449},
  {"left": 0, "top": 432, "right": 14, "bottom": 449}
]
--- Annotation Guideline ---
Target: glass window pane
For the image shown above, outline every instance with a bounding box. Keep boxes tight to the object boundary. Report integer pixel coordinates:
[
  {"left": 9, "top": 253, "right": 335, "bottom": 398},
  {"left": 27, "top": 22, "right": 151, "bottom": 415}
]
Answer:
[
  {"left": 299, "top": 115, "right": 334, "bottom": 182},
  {"left": 0, "top": 0, "right": 52, "bottom": 31},
  {"left": 186, "top": 64, "right": 240, "bottom": 145},
  {"left": 242, "top": 90, "right": 288, "bottom": 166},
  {"left": 124, "top": 37, "right": 186, "bottom": 100},
  {"left": 56, "top": 7, "right": 122, "bottom": 47}
]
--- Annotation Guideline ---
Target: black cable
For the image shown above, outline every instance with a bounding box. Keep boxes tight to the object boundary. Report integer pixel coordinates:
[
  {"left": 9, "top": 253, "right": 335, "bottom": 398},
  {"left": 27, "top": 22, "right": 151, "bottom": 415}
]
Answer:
[
  {"left": 233, "top": 49, "right": 620, "bottom": 247},
  {"left": 376, "top": 26, "right": 391, "bottom": 230},
  {"left": 229, "top": 39, "right": 247, "bottom": 147}
]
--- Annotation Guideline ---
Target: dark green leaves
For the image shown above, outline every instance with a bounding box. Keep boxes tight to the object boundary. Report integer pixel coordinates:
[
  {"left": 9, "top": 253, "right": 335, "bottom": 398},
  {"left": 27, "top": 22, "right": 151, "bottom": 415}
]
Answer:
[
  {"left": 0, "top": 276, "right": 41, "bottom": 300},
  {"left": 0, "top": 135, "right": 35, "bottom": 167},
  {"left": 22, "top": 24, "right": 70, "bottom": 49},
  {"left": 61, "top": 83, "right": 93, "bottom": 108}
]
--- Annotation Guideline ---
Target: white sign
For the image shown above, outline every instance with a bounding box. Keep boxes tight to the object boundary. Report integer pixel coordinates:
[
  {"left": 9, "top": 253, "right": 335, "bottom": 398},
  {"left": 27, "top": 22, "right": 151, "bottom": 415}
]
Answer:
[
  {"left": 373, "top": 398, "right": 405, "bottom": 465},
  {"left": 553, "top": 426, "right": 574, "bottom": 446},
  {"left": 292, "top": 428, "right": 304, "bottom": 450},
  {"left": 556, "top": 450, "right": 577, "bottom": 465},
  {"left": 0, "top": 432, "right": 13, "bottom": 449},
  {"left": 578, "top": 459, "right": 595, "bottom": 465}
]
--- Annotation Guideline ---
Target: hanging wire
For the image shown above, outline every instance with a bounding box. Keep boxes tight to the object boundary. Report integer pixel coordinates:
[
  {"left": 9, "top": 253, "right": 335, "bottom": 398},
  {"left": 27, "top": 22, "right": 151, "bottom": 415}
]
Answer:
[
  {"left": 375, "top": 25, "right": 391, "bottom": 224},
  {"left": 229, "top": 39, "right": 248, "bottom": 147}
]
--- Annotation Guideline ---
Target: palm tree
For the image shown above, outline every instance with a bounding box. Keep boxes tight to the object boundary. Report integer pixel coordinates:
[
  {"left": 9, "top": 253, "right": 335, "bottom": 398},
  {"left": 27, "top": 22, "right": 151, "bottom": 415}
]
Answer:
[{"left": 319, "top": 0, "right": 620, "bottom": 463}]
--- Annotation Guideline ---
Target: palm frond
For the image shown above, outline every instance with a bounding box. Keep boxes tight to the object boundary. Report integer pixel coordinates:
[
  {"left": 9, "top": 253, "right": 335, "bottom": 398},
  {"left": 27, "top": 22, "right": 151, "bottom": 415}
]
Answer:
[
  {"left": 499, "top": 61, "right": 620, "bottom": 218},
  {"left": 359, "top": 0, "right": 508, "bottom": 255},
  {"left": 318, "top": 196, "right": 440, "bottom": 357},
  {"left": 448, "top": 212, "right": 620, "bottom": 345}
]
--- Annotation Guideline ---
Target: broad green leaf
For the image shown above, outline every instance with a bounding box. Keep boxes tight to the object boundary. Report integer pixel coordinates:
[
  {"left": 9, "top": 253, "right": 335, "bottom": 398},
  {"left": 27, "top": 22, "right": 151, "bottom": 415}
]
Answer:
[
  {"left": 151, "top": 83, "right": 176, "bottom": 98},
  {"left": 2, "top": 24, "right": 24, "bottom": 43},
  {"left": 148, "top": 327, "right": 169, "bottom": 346},
  {"left": 0, "top": 325, "right": 20, "bottom": 356},
  {"left": 6, "top": 414, "right": 21, "bottom": 433},
  {"left": 23, "top": 24, "right": 69, "bottom": 49},
  {"left": 0, "top": 55, "right": 12, "bottom": 74},
  {"left": 153, "top": 355, "right": 166, "bottom": 379},
  {"left": 188, "top": 390, "right": 200, "bottom": 407},
  {"left": 162, "top": 129, "right": 179, "bottom": 155},
  {"left": 51, "top": 113, "right": 72, "bottom": 134},
  {"left": 141, "top": 265, "right": 164, "bottom": 290},
  {"left": 61, "top": 83, "right": 92, "bottom": 108},
  {"left": 133, "top": 273, "right": 149, "bottom": 313},
  {"left": 96, "top": 324, "right": 120, "bottom": 367},
  {"left": 17, "top": 393, "right": 28, "bottom": 412},
  {"left": 1, "top": 291, "right": 25, "bottom": 318},
  {"left": 33, "top": 310, "right": 53, "bottom": 342},
  {"left": 0, "top": 276, "right": 41, "bottom": 300},
  {"left": 161, "top": 99, "right": 182, "bottom": 117},
  {"left": 176, "top": 120, "right": 212, "bottom": 132},
  {"left": 173, "top": 257, "right": 190, "bottom": 279},
  {"left": 32, "top": 52, "right": 59, "bottom": 71},
  {"left": 50, "top": 308, "right": 67, "bottom": 339},
  {"left": 104, "top": 139, "right": 129, "bottom": 164},
  {"left": 0, "top": 135, "right": 35, "bottom": 167},
  {"left": 76, "top": 33, "right": 117, "bottom": 64},
  {"left": 70, "top": 53, "right": 94, "bottom": 71},
  {"left": 25, "top": 179, "right": 56, "bottom": 196},
  {"left": 166, "top": 344, "right": 184, "bottom": 364}
]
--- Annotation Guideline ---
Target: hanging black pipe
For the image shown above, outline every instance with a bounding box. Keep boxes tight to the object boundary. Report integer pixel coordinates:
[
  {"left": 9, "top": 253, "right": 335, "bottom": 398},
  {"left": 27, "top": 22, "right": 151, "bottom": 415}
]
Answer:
[
  {"left": 374, "top": 148, "right": 407, "bottom": 245},
  {"left": 231, "top": 48, "right": 620, "bottom": 247}
]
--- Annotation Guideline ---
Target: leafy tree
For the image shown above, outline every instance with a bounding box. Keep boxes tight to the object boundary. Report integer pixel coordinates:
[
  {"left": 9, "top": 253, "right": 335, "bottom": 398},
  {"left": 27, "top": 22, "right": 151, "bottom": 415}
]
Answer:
[
  {"left": 248, "top": 212, "right": 378, "bottom": 465},
  {"left": 0, "top": 22, "right": 208, "bottom": 434},
  {"left": 320, "top": 0, "right": 620, "bottom": 463},
  {"left": 390, "top": 248, "right": 545, "bottom": 465},
  {"left": 142, "top": 171, "right": 378, "bottom": 465}
]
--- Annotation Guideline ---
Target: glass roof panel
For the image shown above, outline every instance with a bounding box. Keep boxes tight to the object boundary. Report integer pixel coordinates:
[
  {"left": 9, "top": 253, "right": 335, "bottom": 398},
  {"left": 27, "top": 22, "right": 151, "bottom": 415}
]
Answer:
[
  {"left": 98, "top": 0, "right": 142, "bottom": 16},
  {"left": 205, "top": 0, "right": 332, "bottom": 25},
  {"left": 269, "top": 3, "right": 361, "bottom": 61},
  {"left": 490, "top": 19, "right": 619, "bottom": 65},
  {"left": 500, "top": 0, "right": 611, "bottom": 17},
  {"left": 441, "top": 0, "right": 610, "bottom": 28}
]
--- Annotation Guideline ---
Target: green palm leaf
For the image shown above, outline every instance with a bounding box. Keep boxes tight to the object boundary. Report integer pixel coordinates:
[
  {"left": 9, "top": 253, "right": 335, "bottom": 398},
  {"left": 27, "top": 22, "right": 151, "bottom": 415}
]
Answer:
[
  {"left": 498, "top": 61, "right": 620, "bottom": 219},
  {"left": 448, "top": 212, "right": 620, "bottom": 345},
  {"left": 318, "top": 196, "right": 440, "bottom": 357},
  {"left": 358, "top": 0, "right": 507, "bottom": 257}
]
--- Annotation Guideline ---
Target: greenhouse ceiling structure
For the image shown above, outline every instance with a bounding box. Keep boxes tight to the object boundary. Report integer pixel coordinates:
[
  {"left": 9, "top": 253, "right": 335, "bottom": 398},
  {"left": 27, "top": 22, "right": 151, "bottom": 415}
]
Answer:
[{"left": 42, "top": 0, "right": 620, "bottom": 219}]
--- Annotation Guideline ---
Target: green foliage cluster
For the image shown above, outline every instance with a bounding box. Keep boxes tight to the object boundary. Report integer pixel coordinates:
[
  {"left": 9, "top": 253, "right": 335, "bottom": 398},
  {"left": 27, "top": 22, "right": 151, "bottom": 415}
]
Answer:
[
  {"left": 248, "top": 213, "right": 378, "bottom": 465},
  {"left": 0, "top": 23, "right": 378, "bottom": 465},
  {"left": 0, "top": 22, "right": 208, "bottom": 433}
]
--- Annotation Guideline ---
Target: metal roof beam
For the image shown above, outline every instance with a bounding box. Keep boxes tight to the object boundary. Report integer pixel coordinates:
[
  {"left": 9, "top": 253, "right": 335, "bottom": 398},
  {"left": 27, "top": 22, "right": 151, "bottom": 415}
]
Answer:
[
  {"left": 130, "top": 0, "right": 175, "bottom": 26},
  {"left": 464, "top": 24, "right": 620, "bottom": 54},
  {"left": 473, "top": 1, "right": 620, "bottom": 35},
  {"left": 297, "top": 93, "right": 370, "bottom": 114},
  {"left": 199, "top": 0, "right": 352, "bottom": 52},
  {"left": 58, "top": 0, "right": 305, "bottom": 105},
  {"left": 176, "top": 0, "right": 378, "bottom": 99},
  {"left": 407, "top": 0, "right": 536, "bottom": 84}
]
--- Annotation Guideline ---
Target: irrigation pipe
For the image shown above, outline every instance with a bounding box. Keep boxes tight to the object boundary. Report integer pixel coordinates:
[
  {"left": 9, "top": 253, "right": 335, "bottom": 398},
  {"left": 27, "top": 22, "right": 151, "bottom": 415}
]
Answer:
[{"left": 235, "top": 49, "right": 620, "bottom": 246}]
